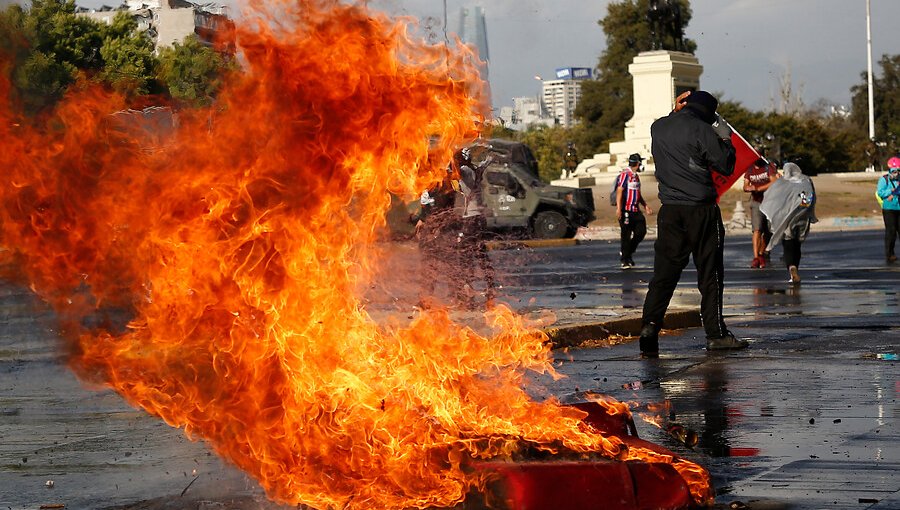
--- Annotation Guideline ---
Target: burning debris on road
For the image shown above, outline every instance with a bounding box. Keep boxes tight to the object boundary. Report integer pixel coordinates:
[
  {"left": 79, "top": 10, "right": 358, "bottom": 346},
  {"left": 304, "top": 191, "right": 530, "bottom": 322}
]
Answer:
[{"left": 0, "top": 0, "right": 712, "bottom": 508}]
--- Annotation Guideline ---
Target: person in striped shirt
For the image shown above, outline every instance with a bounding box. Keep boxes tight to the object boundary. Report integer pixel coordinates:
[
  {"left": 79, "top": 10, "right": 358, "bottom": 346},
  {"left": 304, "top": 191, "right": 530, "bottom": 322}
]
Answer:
[{"left": 615, "top": 153, "right": 653, "bottom": 269}]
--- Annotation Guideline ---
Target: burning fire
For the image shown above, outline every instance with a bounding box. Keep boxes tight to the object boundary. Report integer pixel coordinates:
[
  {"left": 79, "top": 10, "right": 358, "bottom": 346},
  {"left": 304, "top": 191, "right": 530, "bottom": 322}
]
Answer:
[{"left": 0, "top": 0, "right": 711, "bottom": 508}]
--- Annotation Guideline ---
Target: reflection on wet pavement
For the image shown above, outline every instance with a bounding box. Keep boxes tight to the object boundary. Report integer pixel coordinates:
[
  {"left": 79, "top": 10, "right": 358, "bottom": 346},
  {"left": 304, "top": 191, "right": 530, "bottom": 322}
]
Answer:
[{"left": 1, "top": 230, "right": 897, "bottom": 509}]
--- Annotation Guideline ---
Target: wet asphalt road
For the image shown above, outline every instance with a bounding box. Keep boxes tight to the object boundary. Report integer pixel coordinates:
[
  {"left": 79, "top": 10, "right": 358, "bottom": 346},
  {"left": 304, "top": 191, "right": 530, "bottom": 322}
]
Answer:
[
  {"left": 1, "top": 229, "right": 898, "bottom": 509},
  {"left": 493, "top": 228, "right": 900, "bottom": 509}
]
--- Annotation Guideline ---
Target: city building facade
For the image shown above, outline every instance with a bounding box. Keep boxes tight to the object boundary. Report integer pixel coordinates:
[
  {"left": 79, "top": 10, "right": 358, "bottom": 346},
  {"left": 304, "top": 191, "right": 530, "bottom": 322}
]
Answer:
[
  {"left": 539, "top": 67, "right": 592, "bottom": 128},
  {"left": 77, "top": 0, "right": 232, "bottom": 52},
  {"left": 497, "top": 96, "right": 551, "bottom": 130},
  {"left": 495, "top": 67, "right": 591, "bottom": 130}
]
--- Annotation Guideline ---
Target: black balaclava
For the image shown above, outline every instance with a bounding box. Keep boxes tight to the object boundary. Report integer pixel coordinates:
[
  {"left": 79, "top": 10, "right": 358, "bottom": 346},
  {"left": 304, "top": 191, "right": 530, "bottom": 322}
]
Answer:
[{"left": 684, "top": 90, "right": 718, "bottom": 124}]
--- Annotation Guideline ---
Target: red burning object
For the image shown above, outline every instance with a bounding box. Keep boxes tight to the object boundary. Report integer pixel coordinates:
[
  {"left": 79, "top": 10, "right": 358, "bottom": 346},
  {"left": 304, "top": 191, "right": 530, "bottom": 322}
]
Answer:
[
  {"left": 461, "top": 401, "right": 700, "bottom": 510},
  {"left": 473, "top": 460, "right": 690, "bottom": 510}
]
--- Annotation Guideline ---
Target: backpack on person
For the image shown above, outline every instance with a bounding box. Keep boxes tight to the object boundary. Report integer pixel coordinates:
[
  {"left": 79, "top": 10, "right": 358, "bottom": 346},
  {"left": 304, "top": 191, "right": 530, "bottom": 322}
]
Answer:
[{"left": 609, "top": 174, "right": 622, "bottom": 207}]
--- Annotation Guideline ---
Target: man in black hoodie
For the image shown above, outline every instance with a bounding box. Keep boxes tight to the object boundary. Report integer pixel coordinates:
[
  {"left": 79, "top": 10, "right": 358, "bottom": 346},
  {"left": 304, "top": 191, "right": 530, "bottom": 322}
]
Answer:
[{"left": 639, "top": 90, "right": 749, "bottom": 356}]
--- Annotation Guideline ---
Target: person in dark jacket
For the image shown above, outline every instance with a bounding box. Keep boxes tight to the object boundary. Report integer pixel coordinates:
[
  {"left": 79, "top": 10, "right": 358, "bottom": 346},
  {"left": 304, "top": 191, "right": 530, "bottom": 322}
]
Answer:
[
  {"left": 639, "top": 90, "right": 749, "bottom": 356},
  {"left": 563, "top": 142, "right": 579, "bottom": 178}
]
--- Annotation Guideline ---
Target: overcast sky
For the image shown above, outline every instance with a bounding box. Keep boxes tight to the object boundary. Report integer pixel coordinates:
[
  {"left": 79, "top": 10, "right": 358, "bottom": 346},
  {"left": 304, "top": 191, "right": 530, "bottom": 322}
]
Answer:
[
  {"left": 65, "top": 0, "right": 898, "bottom": 114},
  {"left": 370, "top": 0, "right": 900, "bottom": 113}
]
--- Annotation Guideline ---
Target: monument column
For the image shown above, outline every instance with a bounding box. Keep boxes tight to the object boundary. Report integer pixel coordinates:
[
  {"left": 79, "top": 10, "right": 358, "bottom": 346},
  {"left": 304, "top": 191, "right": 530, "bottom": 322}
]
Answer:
[
  {"left": 551, "top": 50, "right": 702, "bottom": 186},
  {"left": 608, "top": 50, "right": 702, "bottom": 173}
]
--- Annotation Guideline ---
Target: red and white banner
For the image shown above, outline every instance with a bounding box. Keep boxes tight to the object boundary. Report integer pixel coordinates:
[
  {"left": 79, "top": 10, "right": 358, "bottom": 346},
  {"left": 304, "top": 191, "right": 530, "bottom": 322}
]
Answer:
[{"left": 712, "top": 119, "right": 762, "bottom": 198}]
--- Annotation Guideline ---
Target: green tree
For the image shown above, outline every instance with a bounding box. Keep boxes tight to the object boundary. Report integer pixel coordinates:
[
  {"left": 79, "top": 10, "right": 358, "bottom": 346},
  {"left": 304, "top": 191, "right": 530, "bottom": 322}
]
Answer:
[
  {"left": 1, "top": 0, "right": 236, "bottom": 113},
  {"left": 517, "top": 125, "right": 582, "bottom": 183},
  {"left": 0, "top": 5, "right": 30, "bottom": 66},
  {"left": 99, "top": 13, "right": 157, "bottom": 97},
  {"left": 1, "top": 0, "right": 160, "bottom": 113},
  {"left": 0, "top": 0, "right": 90, "bottom": 113},
  {"left": 26, "top": 0, "right": 105, "bottom": 71},
  {"left": 157, "top": 35, "right": 233, "bottom": 107},
  {"left": 850, "top": 53, "right": 900, "bottom": 159},
  {"left": 576, "top": 0, "right": 696, "bottom": 153},
  {"left": 12, "top": 50, "right": 72, "bottom": 113},
  {"left": 718, "top": 98, "right": 861, "bottom": 174},
  {"left": 816, "top": 114, "right": 866, "bottom": 172},
  {"left": 485, "top": 123, "right": 517, "bottom": 141}
]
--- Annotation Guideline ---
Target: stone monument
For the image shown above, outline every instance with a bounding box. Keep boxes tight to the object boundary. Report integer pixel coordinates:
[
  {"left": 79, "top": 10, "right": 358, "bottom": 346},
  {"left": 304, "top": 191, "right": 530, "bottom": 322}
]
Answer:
[{"left": 552, "top": 50, "right": 702, "bottom": 187}]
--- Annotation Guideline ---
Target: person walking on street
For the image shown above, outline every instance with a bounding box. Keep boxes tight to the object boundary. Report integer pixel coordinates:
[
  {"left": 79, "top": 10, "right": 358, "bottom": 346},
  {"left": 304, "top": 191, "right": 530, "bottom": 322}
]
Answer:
[
  {"left": 615, "top": 153, "right": 653, "bottom": 269},
  {"left": 452, "top": 147, "right": 497, "bottom": 307},
  {"left": 876, "top": 157, "right": 900, "bottom": 263},
  {"left": 563, "top": 142, "right": 579, "bottom": 179},
  {"left": 743, "top": 158, "right": 779, "bottom": 268},
  {"left": 639, "top": 90, "right": 749, "bottom": 356},
  {"left": 410, "top": 147, "right": 497, "bottom": 310},
  {"left": 760, "top": 162, "right": 817, "bottom": 284}
]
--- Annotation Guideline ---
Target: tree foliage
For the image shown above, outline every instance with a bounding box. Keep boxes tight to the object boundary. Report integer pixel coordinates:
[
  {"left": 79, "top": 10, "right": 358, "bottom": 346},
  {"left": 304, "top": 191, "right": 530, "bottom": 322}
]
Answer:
[
  {"left": 1, "top": 0, "right": 123, "bottom": 112},
  {"left": 157, "top": 35, "right": 234, "bottom": 108},
  {"left": 715, "top": 52, "right": 898, "bottom": 173},
  {"left": 99, "top": 13, "right": 158, "bottom": 97},
  {"left": 12, "top": 50, "right": 72, "bottom": 113},
  {"left": 577, "top": 0, "right": 695, "bottom": 153},
  {"left": 717, "top": 99, "right": 866, "bottom": 174},
  {"left": 850, "top": 53, "right": 900, "bottom": 161},
  {"left": 27, "top": 0, "right": 105, "bottom": 71},
  {"left": 0, "top": 0, "right": 234, "bottom": 114}
]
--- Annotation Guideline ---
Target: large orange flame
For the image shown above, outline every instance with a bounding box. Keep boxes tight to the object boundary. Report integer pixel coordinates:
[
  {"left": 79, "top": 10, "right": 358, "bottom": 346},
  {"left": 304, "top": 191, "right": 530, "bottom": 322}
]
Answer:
[{"left": 0, "top": 1, "right": 711, "bottom": 508}]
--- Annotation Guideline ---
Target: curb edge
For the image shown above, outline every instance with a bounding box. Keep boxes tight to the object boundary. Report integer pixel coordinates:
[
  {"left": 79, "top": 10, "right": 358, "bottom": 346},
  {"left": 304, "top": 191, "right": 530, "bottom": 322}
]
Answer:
[{"left": 544, "top": 309, "right": 702, "bottom": 349}]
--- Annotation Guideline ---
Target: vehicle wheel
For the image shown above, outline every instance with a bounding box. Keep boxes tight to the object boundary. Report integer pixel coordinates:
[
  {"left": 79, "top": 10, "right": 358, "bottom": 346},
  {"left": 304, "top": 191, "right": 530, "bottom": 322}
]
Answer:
[{"left": 532, "top": 210, "right": 570, "bottom": 239}]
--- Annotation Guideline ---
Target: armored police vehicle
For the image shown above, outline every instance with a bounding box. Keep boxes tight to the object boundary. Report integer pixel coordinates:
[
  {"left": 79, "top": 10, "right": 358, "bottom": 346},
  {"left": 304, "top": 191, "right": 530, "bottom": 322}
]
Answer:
[{"left": 467, "top": 139, "right": 595, "bottom": 239}]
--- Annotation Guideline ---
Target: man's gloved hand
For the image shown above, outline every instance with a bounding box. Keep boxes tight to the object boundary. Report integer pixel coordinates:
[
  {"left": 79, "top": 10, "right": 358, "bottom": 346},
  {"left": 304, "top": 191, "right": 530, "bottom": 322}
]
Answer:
[{"left": 712, "top": 113, "right": 733, "bottom": 140}]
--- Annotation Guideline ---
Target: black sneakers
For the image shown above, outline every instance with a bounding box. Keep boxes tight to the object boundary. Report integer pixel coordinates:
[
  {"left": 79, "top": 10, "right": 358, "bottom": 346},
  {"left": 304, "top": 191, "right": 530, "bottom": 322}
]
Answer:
[
  {"left": 706, "top": 331, "right": 750, "bottom": 351},
  {"left": 640, "top": 325, "right": 749, "bottom": 355},
  {"left": 639, "top": 322, "right": 660, "bottom": 357}
]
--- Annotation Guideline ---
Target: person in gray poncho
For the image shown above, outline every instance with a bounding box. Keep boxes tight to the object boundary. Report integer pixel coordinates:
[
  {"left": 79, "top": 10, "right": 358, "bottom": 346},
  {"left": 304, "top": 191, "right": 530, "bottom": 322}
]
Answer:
[{"left": 760, "top": 162, "right": 817, "bottom": 284}]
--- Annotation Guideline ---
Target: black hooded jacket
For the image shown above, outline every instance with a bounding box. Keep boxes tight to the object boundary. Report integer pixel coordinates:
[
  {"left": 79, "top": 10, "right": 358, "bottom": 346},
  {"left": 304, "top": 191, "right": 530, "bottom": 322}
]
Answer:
[{"left": 650, "top": 108, "right": 736, "bottom": 205}]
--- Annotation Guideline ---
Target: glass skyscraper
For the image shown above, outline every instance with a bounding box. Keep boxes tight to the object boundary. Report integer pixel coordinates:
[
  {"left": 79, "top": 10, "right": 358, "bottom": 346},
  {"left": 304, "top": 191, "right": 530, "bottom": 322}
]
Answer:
[{"left": 458, "top": 6, "right": 489, "bottom": 79}]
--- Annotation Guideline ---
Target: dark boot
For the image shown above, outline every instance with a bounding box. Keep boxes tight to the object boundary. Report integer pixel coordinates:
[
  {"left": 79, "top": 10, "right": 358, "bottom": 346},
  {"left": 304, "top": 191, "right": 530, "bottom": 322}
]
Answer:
[
  {"left": 706, "top": 331, "right": 749, "bottom": 351},
  {"left": 639, "top": 322, "right": 660, "bottom": 357}
]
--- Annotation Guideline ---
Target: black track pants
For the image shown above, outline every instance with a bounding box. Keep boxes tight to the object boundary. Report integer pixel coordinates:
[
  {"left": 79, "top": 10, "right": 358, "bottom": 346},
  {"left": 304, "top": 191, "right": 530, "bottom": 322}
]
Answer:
[
  {"left": 642, "top": 204, "right": 728, "bottom": 339},
  {"left": 883, "top": 209, "right": 900, "bottom": 258},
  {"left": 782, "top": 238, "right": 801, "bottom": 268},
  {"left": 619, "top": 210, "right": 647, "bottom": 262}
]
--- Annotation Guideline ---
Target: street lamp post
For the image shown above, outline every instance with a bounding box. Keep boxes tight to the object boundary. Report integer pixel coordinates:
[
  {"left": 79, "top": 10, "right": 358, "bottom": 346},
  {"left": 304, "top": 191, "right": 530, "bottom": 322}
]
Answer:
[
  {"left": 865, "top": 0, "right": 876, "bottom": 171},
  {"left": 534, "top": 75, "right": 544, "bottom": 119}
]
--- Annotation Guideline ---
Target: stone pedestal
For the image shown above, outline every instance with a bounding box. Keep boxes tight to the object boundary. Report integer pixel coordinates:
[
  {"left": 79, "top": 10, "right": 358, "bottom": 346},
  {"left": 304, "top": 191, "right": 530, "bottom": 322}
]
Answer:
[
  {"left": 728, "top": 200, "right": 748, "bottom": 230},
  {"left": 553, "top": 51, "right": 702, "bottom": 185}
]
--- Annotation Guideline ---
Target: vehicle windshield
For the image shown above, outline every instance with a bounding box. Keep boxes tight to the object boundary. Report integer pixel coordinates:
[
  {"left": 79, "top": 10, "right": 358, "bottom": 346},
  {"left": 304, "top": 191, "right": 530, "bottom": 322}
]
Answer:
[{"left": 466, "top": 139, "right": 540, "bottom": 182}]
